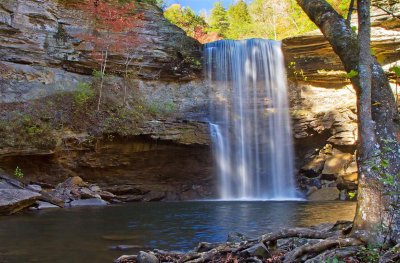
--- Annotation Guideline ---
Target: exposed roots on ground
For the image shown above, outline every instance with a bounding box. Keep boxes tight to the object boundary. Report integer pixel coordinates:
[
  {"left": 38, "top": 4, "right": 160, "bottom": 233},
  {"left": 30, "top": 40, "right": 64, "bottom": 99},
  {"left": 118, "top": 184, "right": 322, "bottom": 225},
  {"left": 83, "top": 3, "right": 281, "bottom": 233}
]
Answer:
[{"left": 114, "top": 221, "right": 399, "bottom": 263}]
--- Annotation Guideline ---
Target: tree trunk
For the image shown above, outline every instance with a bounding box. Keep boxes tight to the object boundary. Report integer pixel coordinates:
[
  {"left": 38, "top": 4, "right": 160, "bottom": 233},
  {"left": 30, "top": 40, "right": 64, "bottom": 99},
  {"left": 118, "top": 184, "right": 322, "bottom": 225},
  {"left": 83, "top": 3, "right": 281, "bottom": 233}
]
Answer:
[{"left": 296, "top": 0, "right": 400, "bottom": 243}]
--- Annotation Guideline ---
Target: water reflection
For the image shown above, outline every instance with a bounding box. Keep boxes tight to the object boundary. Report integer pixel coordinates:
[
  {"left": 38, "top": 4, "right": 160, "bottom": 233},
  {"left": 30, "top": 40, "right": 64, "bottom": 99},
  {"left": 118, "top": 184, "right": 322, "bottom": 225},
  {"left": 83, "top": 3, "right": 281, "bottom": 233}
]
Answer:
[{"left": 0, "top": 201, "right": 356, "bottom": 263}]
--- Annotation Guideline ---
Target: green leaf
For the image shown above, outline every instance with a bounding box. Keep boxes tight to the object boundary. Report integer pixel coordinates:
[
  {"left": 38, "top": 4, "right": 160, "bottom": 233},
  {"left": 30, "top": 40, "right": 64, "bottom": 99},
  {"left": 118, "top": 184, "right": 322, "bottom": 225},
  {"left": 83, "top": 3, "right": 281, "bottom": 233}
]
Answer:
[
  {"left": 346, "top": 70, "right": 358, "bottom": 78},
  {"left": 390, "top": 66, "right": 400, "bottom": 77},
  {"left": 381, "top": 159, "right": 390, "bottom": 168},
  {"left": 348, "top": 192, "right": 356, "bottom": 199},
  {"left": 351, "top": 26, "right": 357, "bottom": 33}
]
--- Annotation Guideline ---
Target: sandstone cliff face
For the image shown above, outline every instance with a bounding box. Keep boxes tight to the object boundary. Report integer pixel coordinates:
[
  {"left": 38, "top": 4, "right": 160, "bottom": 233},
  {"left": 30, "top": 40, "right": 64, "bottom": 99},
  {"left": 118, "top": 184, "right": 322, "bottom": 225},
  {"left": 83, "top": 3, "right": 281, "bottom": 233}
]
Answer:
[
  {"left": 0, "top": 0, "right": 213, "bottom": 200},
  {"left": 282, "top": 3, "right": 400, "bottom": 200},
  {"left": 0, "top": 0, "right": 399, "bottom": 201}
]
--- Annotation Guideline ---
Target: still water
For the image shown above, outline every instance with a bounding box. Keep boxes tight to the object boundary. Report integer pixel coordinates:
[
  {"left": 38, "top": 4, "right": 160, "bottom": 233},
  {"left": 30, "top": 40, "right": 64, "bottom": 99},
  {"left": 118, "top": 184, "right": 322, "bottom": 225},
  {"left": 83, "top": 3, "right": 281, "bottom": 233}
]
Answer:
[{"left": 0, "top": 201, "right": 356, "bottom": 263}]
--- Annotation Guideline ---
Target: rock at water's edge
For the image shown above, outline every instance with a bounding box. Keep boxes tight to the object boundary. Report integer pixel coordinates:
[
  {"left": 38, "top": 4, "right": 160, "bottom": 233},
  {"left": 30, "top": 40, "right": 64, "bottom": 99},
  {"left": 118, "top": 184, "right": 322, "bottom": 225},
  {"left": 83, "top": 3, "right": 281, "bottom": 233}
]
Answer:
[
  {"left": 69, "top": 198, "right": 108, "bottom": 207},
  {"left": 0, "top": 189, "right": 41, "bottom": 215},
  {"left": 308, "top": 187, "right": 340, "bottom": 201},
  {"left": 137, "top": 251, "right": 159, "bottom": 263}
]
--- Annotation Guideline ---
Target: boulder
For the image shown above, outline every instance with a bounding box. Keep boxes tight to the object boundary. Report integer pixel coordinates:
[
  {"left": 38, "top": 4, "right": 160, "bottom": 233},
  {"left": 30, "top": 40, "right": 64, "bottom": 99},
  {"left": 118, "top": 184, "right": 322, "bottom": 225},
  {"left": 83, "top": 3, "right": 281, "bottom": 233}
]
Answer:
[
  {"left": 50, "top": 176, "right": 108, "bottom": 203},
  {"left": 301, "top": 154, "right": 326, "bottom": 177},
  {"left": 137, "top": 251, "right": 159, "bottom": 263},
  {"left": 227, "top": 232, "right": 251, "bottom": 243},
  {"left": 79, "top": 187, "right": 101, "bottom": 199},
  {"left": 308, "top": 187, "right": 340, "bottom": 201},
  {"left": 0, "top": 171, "right": 41, "bottom": 214},
  {"left": 0, "top": 189, "right": 41, "bottom": 215},
  {"left": 241, "top": 243, "right": 271, "bottom": 258},
  {"left": 322, "top": 153, "right": 353, "bottom": 175},
  {"left": 336, "top": 177, "right": 358, "bottom": 191},
  {"left": 340, "top": 173, "right": 358, "bottom": 182}
]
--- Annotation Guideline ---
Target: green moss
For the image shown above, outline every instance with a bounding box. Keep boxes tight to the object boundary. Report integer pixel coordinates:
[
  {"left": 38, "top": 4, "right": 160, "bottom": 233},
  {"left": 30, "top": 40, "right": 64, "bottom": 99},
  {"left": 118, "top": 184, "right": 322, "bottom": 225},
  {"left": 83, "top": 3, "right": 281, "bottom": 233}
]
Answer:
[
  {"left": 73, "top": 81, "right": 95, "bottom": 106},
  {"left": 0, "top": 111, "right": 56, "bottom": 150},
  {"left": 146, "top": 100, "right": 177, "bottom": 117}
]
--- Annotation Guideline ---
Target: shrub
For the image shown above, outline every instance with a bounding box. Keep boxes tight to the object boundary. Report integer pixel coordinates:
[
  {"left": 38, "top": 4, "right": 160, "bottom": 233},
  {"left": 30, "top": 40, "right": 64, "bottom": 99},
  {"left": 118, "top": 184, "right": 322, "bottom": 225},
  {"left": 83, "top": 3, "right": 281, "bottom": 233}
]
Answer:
[
  {"left": 14, "top": 166, "right": 24, "bottom": 179},
  {"left": 74, "top": 82, "right": 95, "bottom": 106}
]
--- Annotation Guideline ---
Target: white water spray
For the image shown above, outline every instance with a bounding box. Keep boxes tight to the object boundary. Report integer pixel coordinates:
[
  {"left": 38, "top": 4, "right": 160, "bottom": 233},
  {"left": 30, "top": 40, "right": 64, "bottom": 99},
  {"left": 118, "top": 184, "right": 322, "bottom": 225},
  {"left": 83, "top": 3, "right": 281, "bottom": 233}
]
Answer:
[{"left": 205, "top": 39, "right": 297, "bottom": 200}]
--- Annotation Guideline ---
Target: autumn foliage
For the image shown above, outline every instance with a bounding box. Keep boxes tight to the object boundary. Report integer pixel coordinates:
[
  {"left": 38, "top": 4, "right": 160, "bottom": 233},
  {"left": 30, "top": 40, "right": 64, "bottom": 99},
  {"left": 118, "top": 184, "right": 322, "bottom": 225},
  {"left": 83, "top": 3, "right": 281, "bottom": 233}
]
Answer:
[
  {"left": 76, "top": 0, "right": 142, "bottom": 109},
  {"left": 193, "top": 26, "right": 221, "bottom": 44}
]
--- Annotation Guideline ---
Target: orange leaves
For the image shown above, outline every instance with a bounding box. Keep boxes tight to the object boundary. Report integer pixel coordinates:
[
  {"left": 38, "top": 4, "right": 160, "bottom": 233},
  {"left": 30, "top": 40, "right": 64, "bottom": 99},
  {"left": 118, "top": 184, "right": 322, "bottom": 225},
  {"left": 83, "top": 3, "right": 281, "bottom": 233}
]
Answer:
[
  {"left": 193, "top": 26, "right": 222, "bottom": 44},
  {"left": 81, "top": 0, "right": 139, "bottom": 32},
  {"left": 77, "top": 0, "right": 142, "bottom": 62}
]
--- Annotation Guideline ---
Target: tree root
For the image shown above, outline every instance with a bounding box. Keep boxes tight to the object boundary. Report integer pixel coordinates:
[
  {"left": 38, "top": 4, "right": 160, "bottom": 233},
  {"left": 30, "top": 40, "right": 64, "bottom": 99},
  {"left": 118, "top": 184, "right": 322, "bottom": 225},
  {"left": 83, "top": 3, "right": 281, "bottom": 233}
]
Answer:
[
  {"left": 283, "top": 237, "right": 364, "bottom": 263},
  {"left": 259, "top": 227, "right": 340, "bottom": 246},
  {"left": 114, "top": 222, "right": 373, "bottom": 263}
]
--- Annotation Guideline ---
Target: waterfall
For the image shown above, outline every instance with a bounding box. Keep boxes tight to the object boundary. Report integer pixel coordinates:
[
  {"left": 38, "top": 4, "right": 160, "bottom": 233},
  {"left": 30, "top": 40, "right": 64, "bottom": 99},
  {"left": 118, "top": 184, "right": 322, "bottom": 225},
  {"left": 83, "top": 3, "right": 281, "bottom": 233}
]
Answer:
[{"left": 205, "top": 39, "right": 297, "bottom": 200}]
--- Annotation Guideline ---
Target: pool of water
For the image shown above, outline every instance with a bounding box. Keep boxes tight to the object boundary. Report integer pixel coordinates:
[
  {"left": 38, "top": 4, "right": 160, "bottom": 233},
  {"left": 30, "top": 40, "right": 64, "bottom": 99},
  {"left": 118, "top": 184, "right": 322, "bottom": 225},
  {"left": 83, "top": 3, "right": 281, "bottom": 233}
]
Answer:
[{"left": 0, "top": 201, "right": 356, "bottom": 263}]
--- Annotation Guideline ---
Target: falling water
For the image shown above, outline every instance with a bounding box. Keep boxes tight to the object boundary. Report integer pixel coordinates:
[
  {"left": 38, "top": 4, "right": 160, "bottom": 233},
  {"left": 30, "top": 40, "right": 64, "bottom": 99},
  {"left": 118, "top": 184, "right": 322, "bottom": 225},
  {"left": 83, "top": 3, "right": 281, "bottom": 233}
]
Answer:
[{"left": 205, "top": 39, "right": 297, "bottom": 200}]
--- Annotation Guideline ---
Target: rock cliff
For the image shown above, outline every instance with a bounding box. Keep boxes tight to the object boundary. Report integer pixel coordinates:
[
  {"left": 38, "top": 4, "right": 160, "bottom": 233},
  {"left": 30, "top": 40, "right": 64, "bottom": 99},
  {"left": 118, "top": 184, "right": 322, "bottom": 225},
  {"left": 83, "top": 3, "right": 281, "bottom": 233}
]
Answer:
[
  {"left": 0, "top": 0, "right": 399, "bottom": 201},
  {"left": 282, "top": 1, "right": 400, "bottom": 200},
  {"left": 0, "top": 0, "right": 213, "bottom": 200}
]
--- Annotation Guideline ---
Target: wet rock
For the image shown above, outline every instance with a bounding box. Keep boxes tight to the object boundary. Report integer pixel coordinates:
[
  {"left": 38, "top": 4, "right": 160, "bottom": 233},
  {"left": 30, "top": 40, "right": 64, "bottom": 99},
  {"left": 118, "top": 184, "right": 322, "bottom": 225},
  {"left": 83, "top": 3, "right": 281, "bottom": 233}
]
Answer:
[
  {"left": 241, "top": 243, "right": 271, "bottom": 258},
  {"left": 0, "top": 171, "right": 41, "bottom": 215},
  {"left": 308, "top": 187, "right": 340, "bottom": 201},
  {"left": 27, "top": 184, "right": 42, "bottom": 192},
  {"left": 115, "top": 255, "right": 137, "bottom": 263},
  {"left": 137, "top": 251, "right": 159, "bottom": 263},
  {"left": 195, "top": 242, "right": 219, "bottom": 253},
  {"left": 69, "top": 198, "right": 108, "bottom": 207},
  {"left": 49, "top": 176, "right": 108, "bottom": 203},
  {"left": 227, "top": 232, "right": 251, "bottom": 243},
  {"left": 34, "top": 201, "right": 60, "bottom": 210},
  {"left": 79, "top": 187, "right": 101, "bottom": 199},
  {"left": 89, "top": 185, "right": 101, "bottom": 192},
  {"left": 0, "top": 189, "right": 41, "bottom": 215},
  {"left": 98, "top": 191, "right": 116, "bottom": 201}
]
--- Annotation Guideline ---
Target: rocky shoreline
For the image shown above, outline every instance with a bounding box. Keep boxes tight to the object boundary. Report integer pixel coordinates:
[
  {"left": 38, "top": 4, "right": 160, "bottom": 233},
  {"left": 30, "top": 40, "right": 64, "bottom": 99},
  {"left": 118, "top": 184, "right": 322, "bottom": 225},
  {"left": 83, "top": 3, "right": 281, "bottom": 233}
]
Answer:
[
  {"left": 113, "top": 221, "right": 399, "bottom": 263},
  {"left": 0, "top": 169, "right": 186, "bottom": 215}
]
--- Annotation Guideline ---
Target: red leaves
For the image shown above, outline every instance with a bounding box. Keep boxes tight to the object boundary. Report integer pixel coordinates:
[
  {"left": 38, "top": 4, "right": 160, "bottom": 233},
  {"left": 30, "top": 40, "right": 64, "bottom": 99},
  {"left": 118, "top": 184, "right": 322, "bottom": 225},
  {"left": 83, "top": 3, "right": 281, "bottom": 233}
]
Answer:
[
  {"left": 193, "top": 26, "right": 221, "bottom": 44},
  {"left": 77, "top": 0, "right": 142, "bottom": 64},
  {"left": 81, "top": 0, "right": 138, "bottom": 32}
]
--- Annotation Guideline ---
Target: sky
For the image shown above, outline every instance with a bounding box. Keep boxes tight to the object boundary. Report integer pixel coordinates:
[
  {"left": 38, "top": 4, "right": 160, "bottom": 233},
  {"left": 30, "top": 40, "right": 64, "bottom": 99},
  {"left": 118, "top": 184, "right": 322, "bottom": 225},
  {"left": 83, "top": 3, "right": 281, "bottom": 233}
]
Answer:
[{"left": 164, "top": 0, "right": 238, "bottom": 14}]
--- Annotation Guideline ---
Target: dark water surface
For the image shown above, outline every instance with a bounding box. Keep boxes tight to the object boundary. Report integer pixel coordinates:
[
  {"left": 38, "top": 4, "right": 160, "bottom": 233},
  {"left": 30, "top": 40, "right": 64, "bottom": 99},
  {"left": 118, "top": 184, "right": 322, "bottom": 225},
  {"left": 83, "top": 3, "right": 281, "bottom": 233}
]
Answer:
[{"left": 0, "top": 201, "right": 356, "bottom": 263}]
